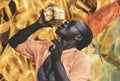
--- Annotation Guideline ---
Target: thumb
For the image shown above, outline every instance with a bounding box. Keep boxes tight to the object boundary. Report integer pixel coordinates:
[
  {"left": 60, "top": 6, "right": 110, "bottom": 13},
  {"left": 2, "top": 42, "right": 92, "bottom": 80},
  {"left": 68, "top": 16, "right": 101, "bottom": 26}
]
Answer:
[{"left": 49, "top": 45, "right": 55, "bottom": 52}]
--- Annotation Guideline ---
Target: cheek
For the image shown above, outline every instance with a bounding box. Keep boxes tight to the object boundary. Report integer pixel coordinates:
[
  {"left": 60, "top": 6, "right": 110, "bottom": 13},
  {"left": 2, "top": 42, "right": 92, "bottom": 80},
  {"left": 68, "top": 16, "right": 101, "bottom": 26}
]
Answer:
[
  {"left": 56, "top": 27, "right": 77, "bottom": 39},
  {"left": 57, "top": 30, "right": 68, "bottom": 38},
  {"left": 68, "top": 29, "right": 77, "bottom": 35},
  {"left": 62, "top": 31, "right": 76, "bottom": 39}
]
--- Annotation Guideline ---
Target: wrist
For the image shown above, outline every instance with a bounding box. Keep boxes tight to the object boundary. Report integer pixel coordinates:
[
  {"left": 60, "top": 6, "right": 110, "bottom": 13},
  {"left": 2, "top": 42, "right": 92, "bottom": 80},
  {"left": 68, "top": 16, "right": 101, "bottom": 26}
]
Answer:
[{"left": 36, "top": 20, "right": 45, "bottom": 27}]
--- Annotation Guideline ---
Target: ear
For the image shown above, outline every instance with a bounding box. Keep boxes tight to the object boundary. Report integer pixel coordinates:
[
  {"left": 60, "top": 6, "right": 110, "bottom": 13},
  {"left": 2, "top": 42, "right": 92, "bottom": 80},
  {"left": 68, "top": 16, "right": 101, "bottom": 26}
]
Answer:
[{"left": 74, "top": 34, "right": 83, "bottom": 41}]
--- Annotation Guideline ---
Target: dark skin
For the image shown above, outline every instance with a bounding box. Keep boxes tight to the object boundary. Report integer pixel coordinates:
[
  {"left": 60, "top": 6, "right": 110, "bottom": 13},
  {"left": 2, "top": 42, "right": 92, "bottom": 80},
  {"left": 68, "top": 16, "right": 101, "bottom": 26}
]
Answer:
[
  {"left": 42, "top": 20, "right": 83, "bottom": 81},
  {"left": 37, "top": 11, "right": 83, "bottom": 81},
  {"left": 8, "top": 11, "right": 83, "bottom": 81},
  {"left": 8, "top": 1, "right": 120, "bottom": 80}
]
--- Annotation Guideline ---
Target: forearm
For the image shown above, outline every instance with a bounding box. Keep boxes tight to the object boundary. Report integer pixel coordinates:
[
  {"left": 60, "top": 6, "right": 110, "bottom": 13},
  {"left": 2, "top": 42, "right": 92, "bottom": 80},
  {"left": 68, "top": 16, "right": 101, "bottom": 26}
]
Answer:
[
  {"left": 8, "top": 22, "right": 43, "bottom": 48},
  {"left": 54, "top": 61, "right": 70, "bottom": 81}
]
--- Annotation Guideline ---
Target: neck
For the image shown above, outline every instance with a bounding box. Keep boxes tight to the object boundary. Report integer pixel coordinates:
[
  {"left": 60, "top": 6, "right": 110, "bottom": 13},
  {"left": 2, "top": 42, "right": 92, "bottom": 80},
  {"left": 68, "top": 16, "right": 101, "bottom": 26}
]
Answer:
[{"left": 61, "top": 39, "right": 78, "bottom": 50}]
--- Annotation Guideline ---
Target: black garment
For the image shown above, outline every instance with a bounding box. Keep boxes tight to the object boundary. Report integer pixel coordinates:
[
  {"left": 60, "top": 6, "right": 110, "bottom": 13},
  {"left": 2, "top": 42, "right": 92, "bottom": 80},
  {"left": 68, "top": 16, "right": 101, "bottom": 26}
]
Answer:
[{"left": 8, "top": 22, "right": 43, "bottom": 48}]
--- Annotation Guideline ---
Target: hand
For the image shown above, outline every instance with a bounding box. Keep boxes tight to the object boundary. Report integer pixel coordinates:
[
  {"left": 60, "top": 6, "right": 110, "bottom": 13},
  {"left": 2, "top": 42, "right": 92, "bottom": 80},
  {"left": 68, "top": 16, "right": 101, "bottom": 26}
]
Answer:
[
  {"left": 38, "top": 10, "right": 51, "bottom": 27},
  {"left": 49, "top": 39, "right": 63, "bottom": 64},
  {"left": 38, "top": 5, "right": 65, "bottom": 27}
]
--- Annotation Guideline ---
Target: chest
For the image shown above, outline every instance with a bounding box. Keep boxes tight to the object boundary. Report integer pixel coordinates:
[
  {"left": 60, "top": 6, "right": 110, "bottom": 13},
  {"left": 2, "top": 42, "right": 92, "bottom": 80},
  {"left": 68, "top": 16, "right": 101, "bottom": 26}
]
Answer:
[
  {"left": 37, "top": 52, "right": 75, "bottom": 81},
  {"left": 39, "top": 51, "right": 75, "bottom": 74}
]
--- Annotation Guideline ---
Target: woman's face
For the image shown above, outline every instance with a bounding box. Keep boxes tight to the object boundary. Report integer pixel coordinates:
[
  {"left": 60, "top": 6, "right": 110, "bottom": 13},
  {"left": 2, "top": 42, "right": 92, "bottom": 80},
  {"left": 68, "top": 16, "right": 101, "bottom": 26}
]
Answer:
[{"left": 56, "top": 21, "right": 80, "bottom": 40}]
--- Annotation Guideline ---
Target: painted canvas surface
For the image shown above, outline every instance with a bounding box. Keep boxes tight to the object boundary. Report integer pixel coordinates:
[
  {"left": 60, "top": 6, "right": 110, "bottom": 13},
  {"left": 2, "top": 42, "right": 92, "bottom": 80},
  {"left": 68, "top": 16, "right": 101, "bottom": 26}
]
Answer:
[{"left": 0, "top": 0, "right": 120, "bottom": 81}]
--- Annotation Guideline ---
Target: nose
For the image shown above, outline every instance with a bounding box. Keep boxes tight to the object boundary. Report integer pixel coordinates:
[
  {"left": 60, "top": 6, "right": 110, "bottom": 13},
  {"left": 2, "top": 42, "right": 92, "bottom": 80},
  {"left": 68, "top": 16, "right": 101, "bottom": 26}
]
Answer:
[
  {"left": 62, "top": 21, "right": 70, "bottom": 27},
  {"left": 64, "top": 21, "right": 70, "bottom": 25}
]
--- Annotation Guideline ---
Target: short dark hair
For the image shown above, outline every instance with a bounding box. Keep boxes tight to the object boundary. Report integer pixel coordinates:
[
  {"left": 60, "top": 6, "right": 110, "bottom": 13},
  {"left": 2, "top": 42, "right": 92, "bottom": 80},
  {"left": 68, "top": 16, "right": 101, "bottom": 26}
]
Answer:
[{"left": 75, "top": 20, "right": 93, "bottom": 50}]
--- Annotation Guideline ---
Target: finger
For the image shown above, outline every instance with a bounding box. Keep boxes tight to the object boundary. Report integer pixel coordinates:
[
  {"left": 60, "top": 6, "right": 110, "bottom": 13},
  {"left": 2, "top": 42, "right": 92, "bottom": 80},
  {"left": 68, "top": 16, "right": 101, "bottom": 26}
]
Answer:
[
  {"left": 38, "top": 10, "right": 52, "bottom": 27},
  {"left": 52, "top": 39, "right": 62, "bottom": 50},
  {"left": 49, "top": 45, "right": 55, "bottom": 52},
  {"left": 52, "top": 39, "right": 62, "bottom": 48}
]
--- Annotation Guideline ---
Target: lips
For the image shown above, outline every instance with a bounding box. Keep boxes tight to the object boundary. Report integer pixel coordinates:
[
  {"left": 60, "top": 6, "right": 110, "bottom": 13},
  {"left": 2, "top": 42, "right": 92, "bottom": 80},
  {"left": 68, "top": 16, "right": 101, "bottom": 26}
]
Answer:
[
  {"left": 56, "top": 27, "right": 59, "bottom": 32},
  {"left": 57, "top": 25, "right": 63, "bottom": 30},
  {"left": 56, "top": 26, "right": 62, "bottom": 34},
  {"left": 56, "top": 23, "right": 67, "bottom": 32}
]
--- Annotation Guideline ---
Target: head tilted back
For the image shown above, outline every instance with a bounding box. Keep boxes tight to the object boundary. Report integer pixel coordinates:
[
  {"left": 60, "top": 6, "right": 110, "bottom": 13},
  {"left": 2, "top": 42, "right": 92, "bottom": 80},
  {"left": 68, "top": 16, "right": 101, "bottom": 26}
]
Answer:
[{"left": 74, "top": 20, "right": 93, "bottom": 50}]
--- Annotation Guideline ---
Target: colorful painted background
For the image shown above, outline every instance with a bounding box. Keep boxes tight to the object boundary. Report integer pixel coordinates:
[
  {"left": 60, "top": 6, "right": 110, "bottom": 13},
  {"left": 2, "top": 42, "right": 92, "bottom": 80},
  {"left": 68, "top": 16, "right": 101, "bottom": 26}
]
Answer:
[{"left": 0, "top": 0, "right": 120, "bottom": 81}]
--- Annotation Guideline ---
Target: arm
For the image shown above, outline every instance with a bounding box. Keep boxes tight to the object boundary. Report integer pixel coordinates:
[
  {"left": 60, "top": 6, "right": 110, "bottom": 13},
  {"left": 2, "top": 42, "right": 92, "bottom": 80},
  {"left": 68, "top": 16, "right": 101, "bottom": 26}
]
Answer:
[
  {"left": 82, "top": 1, "right": 120, "bottom": 37},
  {"left": 8, "top": 22, "right": 43, "bottom": 48},
  {"left": 50, "top": 40, "right": 70, "bottom": 81},
  {"left": 8, "top": 11, "right": 50, "bottom": 49},
  {"left": 54, "top": 61, "right": 70, "bottom": 81}
]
